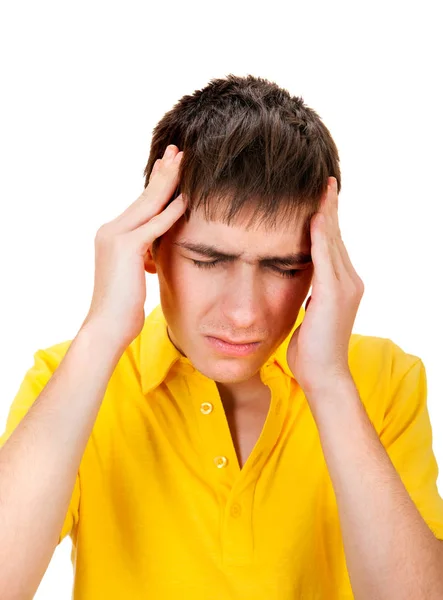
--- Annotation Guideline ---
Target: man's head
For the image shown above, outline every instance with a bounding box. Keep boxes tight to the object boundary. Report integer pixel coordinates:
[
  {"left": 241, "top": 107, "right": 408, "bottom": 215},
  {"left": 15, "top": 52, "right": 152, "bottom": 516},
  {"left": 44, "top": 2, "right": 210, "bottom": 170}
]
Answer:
[{"left": 143, "top": 74, "right": 341, "bottom": 384}]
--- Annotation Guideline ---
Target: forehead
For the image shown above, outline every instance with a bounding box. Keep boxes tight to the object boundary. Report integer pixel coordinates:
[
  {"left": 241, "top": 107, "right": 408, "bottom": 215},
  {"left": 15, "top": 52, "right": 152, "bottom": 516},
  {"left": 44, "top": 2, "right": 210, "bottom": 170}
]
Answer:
[{"left": 171, "top": 206, "right": 311, "bottom": 254}]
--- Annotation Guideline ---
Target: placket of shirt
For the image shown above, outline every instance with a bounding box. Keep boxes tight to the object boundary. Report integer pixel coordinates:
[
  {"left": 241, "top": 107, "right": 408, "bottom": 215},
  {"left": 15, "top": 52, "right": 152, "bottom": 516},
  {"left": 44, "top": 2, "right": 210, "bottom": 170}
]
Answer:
[{"left": 186, "top": 361, "right": 290, "bottom": 566}]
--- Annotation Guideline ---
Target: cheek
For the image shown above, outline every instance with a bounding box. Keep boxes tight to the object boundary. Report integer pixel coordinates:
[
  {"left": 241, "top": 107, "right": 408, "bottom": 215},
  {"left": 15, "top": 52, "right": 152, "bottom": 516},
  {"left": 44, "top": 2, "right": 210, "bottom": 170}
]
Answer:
[
  {"left": 269, "top": 274, "right": 311, "bottom": 306},
  {"left": 267, "top": 279, "right": 311, "bottom": 337},
  {"left": 160, "top": 260, "right": 207, "bottom": 305},
  {"left": 264, "top": 277, "right": 311, "bottom": 330}
]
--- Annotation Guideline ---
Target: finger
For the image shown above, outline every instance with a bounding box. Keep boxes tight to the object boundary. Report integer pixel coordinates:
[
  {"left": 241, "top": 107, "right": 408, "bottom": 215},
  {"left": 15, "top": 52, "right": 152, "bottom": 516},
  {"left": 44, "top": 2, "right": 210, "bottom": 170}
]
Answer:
[
  {"left": 336, "top": 234, "right": 360, "bottom": 282},
  {"left": 321, "top": 179, "right": 342, "bottom": 280},
  {"left": 111, "top": 146, "right": 183, "bottom": 233},
  {"left": 133, "top": 194, "right": 188, "bottom": 255},
  {"left": 149, "top": 159, "right": 161, "bottom": 182},
  {"left": 310, "top": 211, "right": 339, "bottom": 284},
  {"left": 326, "top": 178, "right": 359, "bottom": 282},
  {"left": 326, "top": 178, "right": 340, "bottom": 233},
  {"left": 128, "top": 147, "right": 183, "bottom": 223}
]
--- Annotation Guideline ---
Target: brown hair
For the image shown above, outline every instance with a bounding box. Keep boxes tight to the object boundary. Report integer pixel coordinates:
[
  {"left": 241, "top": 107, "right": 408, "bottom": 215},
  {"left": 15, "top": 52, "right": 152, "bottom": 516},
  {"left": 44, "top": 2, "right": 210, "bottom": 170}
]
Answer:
[{"left": 144, "top": 74, "right": 341, "bottom": 251}]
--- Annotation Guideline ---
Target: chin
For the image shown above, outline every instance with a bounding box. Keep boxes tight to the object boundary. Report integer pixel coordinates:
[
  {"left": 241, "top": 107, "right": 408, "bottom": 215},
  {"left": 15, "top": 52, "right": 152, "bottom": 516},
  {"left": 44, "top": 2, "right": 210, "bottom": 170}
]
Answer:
[{"left": 193, "top": 356, "right": 262, "bottom": 384}]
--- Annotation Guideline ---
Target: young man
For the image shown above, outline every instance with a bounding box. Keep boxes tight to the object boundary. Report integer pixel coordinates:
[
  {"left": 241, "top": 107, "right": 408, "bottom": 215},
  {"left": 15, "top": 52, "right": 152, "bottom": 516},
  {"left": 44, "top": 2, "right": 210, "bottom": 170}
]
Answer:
[{"left": 1, "top": 74, "right": 443, "bottom": 599}]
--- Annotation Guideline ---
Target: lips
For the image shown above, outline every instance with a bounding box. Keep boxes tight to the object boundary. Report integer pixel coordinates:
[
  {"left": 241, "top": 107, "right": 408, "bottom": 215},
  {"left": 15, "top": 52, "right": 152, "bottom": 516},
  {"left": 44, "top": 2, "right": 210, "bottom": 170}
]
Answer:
[
  {"left": 213, "top": 336, "right": 259, "bottom": 345},
  {"left": 205, "top": 335, "right": 262, "bottom": 357}
]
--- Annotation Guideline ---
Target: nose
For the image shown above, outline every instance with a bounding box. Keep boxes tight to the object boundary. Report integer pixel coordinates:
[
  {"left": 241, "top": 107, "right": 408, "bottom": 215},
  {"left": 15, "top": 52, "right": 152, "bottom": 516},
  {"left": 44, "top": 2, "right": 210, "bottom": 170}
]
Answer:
[{"left": 220, "top": 265, "right": 263, "bottom": 331}]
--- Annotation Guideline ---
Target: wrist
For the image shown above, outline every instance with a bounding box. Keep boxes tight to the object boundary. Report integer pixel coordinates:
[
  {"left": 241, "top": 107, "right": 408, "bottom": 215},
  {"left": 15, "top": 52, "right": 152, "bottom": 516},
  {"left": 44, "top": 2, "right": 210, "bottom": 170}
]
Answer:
[
  {"left": 76, "top": 319, "right": 129, "bottom": 363},
  {"left": 303, "top": 373, "right": 357, "bottom": 407}
]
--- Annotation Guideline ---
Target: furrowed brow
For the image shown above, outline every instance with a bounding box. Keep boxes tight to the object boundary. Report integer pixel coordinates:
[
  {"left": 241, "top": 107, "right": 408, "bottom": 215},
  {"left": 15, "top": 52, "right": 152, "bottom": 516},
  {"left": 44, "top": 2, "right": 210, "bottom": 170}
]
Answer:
[
  {"left": 173, "top": 241, "right": 312, "bottom": 266},
  {"left": 174, "top": 242, "right": 236, "bottom": 260},
  {"left": 262, "top": 254, "right": 312, "bottom": 267}
]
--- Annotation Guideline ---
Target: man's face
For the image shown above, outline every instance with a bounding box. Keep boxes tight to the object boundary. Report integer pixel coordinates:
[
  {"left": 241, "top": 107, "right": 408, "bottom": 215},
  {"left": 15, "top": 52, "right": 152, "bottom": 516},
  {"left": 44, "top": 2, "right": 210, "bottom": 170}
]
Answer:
[{"left": 146, "top": 206, "right": 313, "bottom": 384}]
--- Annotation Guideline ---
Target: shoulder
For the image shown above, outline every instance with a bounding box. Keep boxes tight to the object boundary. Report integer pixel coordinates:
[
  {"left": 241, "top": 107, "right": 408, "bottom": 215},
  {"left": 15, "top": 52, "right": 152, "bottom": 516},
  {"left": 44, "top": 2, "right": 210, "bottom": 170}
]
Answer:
[
  {"left": 32, "top": 339, "right": 73, "bottom": 367},
  {"left": 349, "top": 333, "right": 421, "bottom": 379},
  {"left": 348, "top": 333, "right": 424, "bottom": 423},
  {"left": 16, "top": 339, "right": 75, "bottom": 385},
  {"left": 33, "top": 333, "right": 140, "bottom": 373}
]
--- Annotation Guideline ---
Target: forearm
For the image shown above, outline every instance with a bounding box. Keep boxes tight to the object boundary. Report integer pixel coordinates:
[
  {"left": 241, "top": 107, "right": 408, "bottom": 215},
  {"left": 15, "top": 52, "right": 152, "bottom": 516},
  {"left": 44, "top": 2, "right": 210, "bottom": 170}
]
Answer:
[
  {"left": 308, "top": 377, "right": 443, "bottom": 600},
  {"left": 0, "top": 322, "right": 124, "bottom": 599}
]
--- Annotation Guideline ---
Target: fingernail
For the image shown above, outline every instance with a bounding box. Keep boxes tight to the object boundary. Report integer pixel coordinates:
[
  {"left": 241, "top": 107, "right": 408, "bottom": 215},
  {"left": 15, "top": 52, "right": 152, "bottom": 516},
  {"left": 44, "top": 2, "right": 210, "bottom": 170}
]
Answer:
[
  {"left": 164, "top": 145, "right": 175, "bottom": 159},
  {"left": 174, "top": 151, "right": 183, "bottom": 163}
]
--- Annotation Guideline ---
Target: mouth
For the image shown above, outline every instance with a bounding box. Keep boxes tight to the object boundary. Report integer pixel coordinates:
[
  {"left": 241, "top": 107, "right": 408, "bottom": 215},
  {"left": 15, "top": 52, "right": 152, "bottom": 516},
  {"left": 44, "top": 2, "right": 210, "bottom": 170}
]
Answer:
[
  {"left": 205, "top": 335, "right": 262, "bottom": 357},
  {"left": 215, "top": 336, "right": 259, "bottom": 344}
]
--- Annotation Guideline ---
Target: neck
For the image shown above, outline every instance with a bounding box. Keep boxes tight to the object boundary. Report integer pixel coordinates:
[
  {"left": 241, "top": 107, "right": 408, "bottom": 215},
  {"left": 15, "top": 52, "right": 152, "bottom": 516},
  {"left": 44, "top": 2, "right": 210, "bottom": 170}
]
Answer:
[{"left": 216, "top": 373, "right": 270, "bottom": 411}]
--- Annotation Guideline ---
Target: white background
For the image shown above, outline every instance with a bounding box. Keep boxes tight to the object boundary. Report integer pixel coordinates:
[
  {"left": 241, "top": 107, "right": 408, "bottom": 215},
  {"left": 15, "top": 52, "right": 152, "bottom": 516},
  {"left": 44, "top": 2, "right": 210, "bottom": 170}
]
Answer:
[{"left": 0, "top": 0, "right": 442, "bottom": 597}]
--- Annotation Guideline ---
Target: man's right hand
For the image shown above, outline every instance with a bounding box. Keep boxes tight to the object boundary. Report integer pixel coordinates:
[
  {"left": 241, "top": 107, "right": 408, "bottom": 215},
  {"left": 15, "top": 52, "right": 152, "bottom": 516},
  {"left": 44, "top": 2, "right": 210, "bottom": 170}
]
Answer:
[{"left": 81, "top": 144, "right": 186, "bottom": 351}]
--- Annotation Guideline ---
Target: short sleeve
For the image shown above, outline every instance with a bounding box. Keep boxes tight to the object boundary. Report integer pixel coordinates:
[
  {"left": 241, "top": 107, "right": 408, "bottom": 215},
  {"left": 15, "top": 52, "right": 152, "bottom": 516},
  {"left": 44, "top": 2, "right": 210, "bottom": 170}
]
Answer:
[
  {"left": 379, "top": 357, "right": 443, "bottom": 540},
  {"left": 0, "top": 344, "right": 80, "bottom": 545}
]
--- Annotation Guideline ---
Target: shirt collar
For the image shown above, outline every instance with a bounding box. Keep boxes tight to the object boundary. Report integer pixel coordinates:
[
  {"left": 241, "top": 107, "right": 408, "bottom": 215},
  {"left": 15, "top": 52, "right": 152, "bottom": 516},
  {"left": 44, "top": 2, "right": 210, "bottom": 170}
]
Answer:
[{"left": 139, "top": 304, "right": 307, "bottom": 395}]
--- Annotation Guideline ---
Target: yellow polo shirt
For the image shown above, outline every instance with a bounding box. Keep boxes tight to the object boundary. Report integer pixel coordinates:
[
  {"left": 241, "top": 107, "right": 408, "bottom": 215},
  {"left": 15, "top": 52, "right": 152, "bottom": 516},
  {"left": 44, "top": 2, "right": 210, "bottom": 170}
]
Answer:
[{"left": 1, "top": 304, "right": 443, "bottom": 599}]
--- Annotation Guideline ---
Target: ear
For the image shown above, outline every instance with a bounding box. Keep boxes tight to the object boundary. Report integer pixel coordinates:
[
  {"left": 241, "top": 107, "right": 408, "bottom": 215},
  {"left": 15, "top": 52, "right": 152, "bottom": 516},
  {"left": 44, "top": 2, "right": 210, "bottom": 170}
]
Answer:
[{"left": 144, "top": 245, "right": 157, "bottom": 274}]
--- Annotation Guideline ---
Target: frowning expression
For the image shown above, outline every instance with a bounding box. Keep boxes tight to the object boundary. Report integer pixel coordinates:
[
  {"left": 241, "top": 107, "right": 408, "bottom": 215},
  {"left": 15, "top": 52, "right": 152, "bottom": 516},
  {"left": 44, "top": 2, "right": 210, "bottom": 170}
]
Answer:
[{"left": 146, "top": 206, "right": 313, "bottom": 383}]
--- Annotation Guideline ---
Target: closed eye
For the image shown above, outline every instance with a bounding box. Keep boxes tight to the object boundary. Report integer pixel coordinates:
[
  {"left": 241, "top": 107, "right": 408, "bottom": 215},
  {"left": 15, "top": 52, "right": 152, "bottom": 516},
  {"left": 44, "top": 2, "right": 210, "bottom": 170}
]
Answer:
[{"left": 191, "top": 259, "right": 305, "bottom": 279}]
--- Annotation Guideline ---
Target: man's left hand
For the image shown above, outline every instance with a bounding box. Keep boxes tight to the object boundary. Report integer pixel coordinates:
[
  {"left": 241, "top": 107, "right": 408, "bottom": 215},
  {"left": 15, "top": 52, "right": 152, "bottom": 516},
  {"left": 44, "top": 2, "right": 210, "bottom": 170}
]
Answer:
[{"left": 287, "top": 177, "right": 365, "bottom": 399}]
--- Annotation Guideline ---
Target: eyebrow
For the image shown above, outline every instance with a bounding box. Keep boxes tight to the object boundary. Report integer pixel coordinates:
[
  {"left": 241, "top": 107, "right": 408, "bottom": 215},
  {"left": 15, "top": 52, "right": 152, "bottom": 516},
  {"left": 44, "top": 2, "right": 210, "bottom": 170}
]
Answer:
[{"left": 173, "top": 241, "right": 312, "bottom": 267}]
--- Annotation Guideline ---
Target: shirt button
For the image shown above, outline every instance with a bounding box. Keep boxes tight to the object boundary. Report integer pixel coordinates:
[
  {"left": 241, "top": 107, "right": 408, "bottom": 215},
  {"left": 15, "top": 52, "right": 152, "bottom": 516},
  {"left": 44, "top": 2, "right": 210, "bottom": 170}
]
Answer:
[
  {"left": 214, "top": 456, "right": 228, "bottom": 469},
  {"left": 200, "top": 402, "right": 213, "bottom": 415},
  {"left": 230, "top": 503, "right": 242, "bottom": 518}
]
